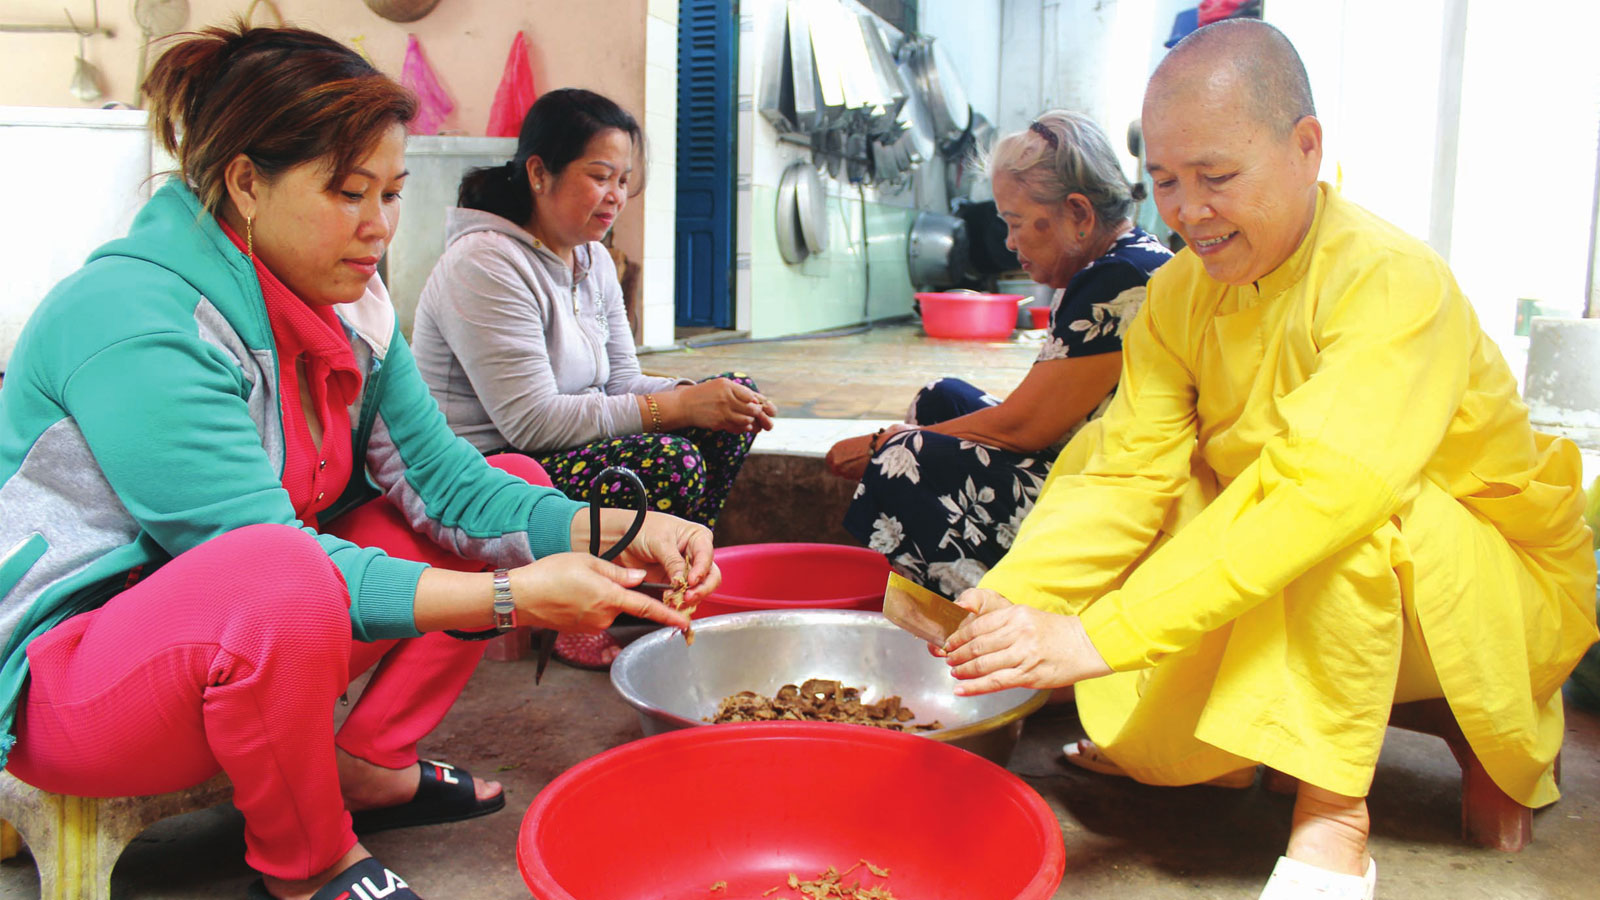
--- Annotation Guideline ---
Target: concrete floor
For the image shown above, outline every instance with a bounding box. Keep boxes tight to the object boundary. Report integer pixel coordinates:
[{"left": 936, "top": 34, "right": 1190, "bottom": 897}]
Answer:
[
  {"left": 4, "top": 656, "right": 1596, "bottom": 899},
  {"left": 640, "top": 321, "right": 1041, "bottom": 421},
  {"left": 4, "top": 322, "right": 1599, "bottom": 898}
]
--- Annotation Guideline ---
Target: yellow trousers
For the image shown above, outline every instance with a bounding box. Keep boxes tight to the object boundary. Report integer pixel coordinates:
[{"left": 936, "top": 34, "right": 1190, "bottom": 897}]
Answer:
[{"left": 1056, "top": 428, "right": 1590, "bottom": 805}]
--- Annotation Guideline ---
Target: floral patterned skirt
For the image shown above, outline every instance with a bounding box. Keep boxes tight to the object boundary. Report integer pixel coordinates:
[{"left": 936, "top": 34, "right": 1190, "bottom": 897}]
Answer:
[
  {"left": 842, "top": 378, "right": 1050, "bottom": 596},
  {"left": 516, "top": 374, "right": 760, "bottom": 530}
]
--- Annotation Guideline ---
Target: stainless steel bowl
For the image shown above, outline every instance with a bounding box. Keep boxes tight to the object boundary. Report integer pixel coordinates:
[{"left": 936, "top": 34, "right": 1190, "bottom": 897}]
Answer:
[{"left": 610, "top": 609, "right": 1048, "bottom": 766}]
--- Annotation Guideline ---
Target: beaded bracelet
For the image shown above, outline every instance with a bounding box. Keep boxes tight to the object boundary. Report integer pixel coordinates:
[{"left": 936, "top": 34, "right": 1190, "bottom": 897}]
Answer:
[
  {"left": 644, "top": 394, "right": 663, "bottom": 433},
  {"left": 869, "top": 426, "right": 889, "bottom": 454}
]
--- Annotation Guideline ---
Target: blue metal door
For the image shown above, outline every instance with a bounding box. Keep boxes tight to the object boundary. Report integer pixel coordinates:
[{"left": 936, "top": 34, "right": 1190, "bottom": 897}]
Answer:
[{"left": 675, "top": 0, "right": 736, "bottom": 328}]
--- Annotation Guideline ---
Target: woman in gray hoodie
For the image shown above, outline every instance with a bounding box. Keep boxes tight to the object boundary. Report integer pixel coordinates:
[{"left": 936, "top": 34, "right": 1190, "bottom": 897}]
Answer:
[{"left": 413, "top": 89, "right": 773, "bottom": 668}]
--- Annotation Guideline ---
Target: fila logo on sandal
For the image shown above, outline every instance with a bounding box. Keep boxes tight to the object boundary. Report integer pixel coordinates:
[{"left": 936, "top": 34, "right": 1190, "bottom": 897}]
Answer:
[
  {"left": 427, "top": 759, "right": 461, "bottom": 785},
  {"left": 333, "top": 868, "right": 410, "bottom": 900}
]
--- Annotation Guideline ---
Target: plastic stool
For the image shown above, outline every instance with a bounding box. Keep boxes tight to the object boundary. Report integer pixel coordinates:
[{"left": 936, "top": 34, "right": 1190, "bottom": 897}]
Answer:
[{"left": 0, "top": 770, "right": 232, "bottom": 899}]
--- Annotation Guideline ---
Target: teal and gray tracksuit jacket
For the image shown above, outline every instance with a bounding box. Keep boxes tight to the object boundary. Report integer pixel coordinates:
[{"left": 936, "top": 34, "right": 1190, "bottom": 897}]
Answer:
[{"left": 0, "top": 180, "right": 586, "bottom": 766}]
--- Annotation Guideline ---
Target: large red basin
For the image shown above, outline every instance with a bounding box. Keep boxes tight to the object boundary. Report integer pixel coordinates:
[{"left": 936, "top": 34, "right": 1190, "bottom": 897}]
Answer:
[
  {"left": 518, "top": 722, "right": 1066, "bottom": 900},
  {"left": 696, "top": 542, "right": 888, "bottom": 618}
]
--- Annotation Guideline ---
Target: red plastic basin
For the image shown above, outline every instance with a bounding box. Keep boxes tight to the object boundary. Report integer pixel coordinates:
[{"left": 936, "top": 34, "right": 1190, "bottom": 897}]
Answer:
[
  {"left": 1028, "top": 305, "right": 1051, "bottom": 329},
  {"left": 518, "top": 722, "right": 1066, "bottom": 900},
  {"left": 917, "top": 291, "right": 1025, "bottom": 340},
  {"left": 696, "top": 542, "right": 888, "bottom": 618}
]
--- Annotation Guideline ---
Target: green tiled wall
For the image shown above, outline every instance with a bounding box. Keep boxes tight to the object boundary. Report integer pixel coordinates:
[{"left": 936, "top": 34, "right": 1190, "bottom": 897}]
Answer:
[{"left": 748, "top": 185, "right": 918, "bottom": 339}]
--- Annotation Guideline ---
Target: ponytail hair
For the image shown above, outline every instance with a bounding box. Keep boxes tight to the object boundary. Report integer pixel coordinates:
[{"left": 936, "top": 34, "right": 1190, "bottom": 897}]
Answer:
[
  {"left": 143, "top": 20, "right": 417, "bottom": 213},
  {"left": 458, "top": 88, "right": 645, "bottom": 225},
  {"left": 457, "top": 159, "right": 535, "bottom": 225}
]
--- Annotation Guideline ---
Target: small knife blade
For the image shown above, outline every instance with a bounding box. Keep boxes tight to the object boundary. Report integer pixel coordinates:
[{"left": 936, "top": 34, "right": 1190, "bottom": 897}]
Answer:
[{"left": 882, "top": 572, "right": 972, "bottom": 646}]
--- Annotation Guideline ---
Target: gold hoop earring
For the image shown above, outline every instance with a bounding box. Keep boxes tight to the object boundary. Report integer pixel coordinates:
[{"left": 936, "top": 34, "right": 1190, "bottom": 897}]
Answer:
[{"left": 246, "top": 215, "right": 254, "bottom": 260}]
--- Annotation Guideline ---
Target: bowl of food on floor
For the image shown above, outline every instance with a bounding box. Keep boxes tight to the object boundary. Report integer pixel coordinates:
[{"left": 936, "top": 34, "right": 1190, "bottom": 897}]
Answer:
[
  {"left": 518, "top": 721, "right": 1065, "bottom": 900},
  {"left": 610, "top": 609, "right": 1048, "bottom": 766}
]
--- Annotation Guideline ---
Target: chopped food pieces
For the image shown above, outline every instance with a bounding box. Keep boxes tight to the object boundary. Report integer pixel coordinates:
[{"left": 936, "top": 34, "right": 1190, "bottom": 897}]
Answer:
[
  {"left": 708, "top": 679, "right": 942, "bottom": 732},
  {"left": 661, "top": 574, "right": 696, "bottom": 645},
  {"left": 760, "top": 860, "right": 897, "bottom": 899}
]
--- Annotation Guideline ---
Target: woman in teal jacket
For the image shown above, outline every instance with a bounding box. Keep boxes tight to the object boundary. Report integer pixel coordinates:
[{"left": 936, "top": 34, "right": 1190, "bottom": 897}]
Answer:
[{"left": 0, "top": 25, "right": 711, "bottom": 900}]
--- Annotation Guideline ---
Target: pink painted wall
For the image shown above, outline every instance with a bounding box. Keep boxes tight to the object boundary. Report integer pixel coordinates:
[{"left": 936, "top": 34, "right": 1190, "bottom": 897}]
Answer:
[{"left": 0, "top": 0, "right": 653, "bottom": 260}]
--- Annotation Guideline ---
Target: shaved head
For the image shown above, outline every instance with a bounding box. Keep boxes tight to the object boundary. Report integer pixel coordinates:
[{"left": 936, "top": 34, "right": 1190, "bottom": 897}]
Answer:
[
  {"left": 1139, "top": 19, "right": 1324, "bottom": 285},
  {"left": 1150, "top": 19, "right": 1314, "bottom": 137}
]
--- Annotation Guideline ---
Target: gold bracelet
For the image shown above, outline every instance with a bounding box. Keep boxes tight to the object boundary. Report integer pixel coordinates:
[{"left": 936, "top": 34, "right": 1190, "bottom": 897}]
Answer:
[{"left": 645, "top": 394, "right": 663, "bottom": 433}]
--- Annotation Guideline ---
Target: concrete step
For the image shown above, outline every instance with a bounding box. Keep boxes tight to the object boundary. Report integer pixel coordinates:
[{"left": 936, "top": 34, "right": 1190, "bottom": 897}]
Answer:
[{"left": 715, "top": 417, "right": 898, "bottom": 547}]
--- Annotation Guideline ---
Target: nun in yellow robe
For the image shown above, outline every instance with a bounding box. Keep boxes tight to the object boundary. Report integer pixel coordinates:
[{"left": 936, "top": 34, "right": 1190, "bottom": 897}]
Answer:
[{"left": 971, "top": 180, "right": 1597, "bottom": 807}]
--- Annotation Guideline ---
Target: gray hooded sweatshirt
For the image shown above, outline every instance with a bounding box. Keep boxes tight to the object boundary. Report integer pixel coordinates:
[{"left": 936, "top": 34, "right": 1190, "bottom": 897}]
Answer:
[{"left": 412, "top": 208, "right": 682, "bottom": 453}]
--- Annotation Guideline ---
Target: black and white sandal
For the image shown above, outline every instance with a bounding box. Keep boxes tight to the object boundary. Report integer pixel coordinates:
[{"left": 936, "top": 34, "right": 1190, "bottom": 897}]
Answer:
[
  {"left": 350, "top": 759, "right": 506, "bottom": 834},
  {"left": 246, "top": 857, "right": 420, "bottom": 900}
]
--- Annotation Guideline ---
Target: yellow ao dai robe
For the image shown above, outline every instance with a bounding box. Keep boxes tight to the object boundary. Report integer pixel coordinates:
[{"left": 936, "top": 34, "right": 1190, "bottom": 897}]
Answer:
[{"left": 981, "top": 184, "right": 1597, "bottom": 804}]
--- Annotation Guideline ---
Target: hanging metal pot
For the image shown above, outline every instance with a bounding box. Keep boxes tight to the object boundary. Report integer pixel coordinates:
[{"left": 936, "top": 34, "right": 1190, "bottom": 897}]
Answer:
[
  {"left": 794, "top": 162, "right": 828, "bottom": 254},
  {"left": 777, "top": 161, "right": 828, "bottom": 264},
  {"left": 907, "top": 211, "right": 971, "bottom": 289},
  {"left": 899, "top": 37, "right": 970, "bottom": 151},
  {"left": 786, "top": 0, "right": 825, "bottom": 132},
  {"left": 858, "top": 15, "right": 906, "bottom": 137},
  {"left": 775, "top": 162, "right": 809, "bottom": 265}
]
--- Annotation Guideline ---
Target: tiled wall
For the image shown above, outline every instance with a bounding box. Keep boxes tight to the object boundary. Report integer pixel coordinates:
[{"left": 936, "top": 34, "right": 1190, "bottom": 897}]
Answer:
[
  {"left": 738, "top": 0, "right": 923, "bottom": 340},
  {"left": 746, "top": 185, "right": 917, "bottom": 339}
]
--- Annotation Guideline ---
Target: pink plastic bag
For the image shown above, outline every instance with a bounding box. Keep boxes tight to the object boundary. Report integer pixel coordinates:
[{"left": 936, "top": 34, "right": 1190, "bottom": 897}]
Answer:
[
  {"left": 401, "top": 34, "right": 454, "bottom": 135},
  {"left": 486, "top": 31, "right": 538, "bottom": 138}
]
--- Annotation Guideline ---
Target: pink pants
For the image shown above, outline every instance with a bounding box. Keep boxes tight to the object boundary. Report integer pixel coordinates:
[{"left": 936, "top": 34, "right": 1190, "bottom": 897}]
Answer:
[{"left": 7, "top": 455, "right": 553, "bottom": 879}]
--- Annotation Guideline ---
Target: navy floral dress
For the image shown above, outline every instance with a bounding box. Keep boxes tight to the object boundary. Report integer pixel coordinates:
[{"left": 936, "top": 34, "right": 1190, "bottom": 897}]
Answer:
[{"left": 844, "top": 228, "right": 1172, "bottom": 595}]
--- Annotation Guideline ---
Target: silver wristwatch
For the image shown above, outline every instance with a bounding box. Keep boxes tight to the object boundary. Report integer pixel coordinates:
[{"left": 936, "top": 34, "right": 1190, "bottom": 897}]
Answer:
[{"left": 491, "top": 568, "right": 517, "bottom": 632}]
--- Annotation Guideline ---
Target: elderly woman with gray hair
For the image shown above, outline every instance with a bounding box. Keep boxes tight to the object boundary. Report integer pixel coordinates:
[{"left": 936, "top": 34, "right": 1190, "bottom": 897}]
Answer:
[{"left": 827, "top": 110, "right": 1171, "bottom": 596}]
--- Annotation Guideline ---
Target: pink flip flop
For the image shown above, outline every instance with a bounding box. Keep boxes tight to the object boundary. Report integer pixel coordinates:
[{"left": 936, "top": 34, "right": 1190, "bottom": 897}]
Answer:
[{"left": 552, "top": 631, "right": 622, "bottom": 671}]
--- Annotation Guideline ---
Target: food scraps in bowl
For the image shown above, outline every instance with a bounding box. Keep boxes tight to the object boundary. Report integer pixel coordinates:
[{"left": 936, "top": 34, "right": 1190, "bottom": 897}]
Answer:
[
  {"left": 708, "top": 679, "right": 942, "bottom": 733},
  {"left": 757, "top": 860, "right": 897, "bottom": 899}
]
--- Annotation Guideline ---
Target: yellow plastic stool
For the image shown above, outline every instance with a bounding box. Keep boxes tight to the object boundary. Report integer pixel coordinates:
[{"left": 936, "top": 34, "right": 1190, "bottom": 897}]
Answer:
[{"left": 0, "top": 770, "right": 232, "bottom": 899}]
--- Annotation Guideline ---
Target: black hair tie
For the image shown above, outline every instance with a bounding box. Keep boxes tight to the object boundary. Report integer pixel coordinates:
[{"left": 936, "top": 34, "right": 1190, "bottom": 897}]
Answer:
[{"left": 1129, "top": 182, "right": 1148, "bottom": 202}]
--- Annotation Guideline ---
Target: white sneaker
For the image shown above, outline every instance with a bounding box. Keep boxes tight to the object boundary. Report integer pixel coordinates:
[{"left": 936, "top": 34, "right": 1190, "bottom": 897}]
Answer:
[{"left": 1258, "top": 855, "right": 1377, "bottom": 900}]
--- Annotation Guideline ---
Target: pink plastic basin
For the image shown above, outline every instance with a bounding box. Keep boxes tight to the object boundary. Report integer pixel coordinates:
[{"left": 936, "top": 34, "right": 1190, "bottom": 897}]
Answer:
[
  {"left": 1028, "top": 305, "right": 1051, "bottom": 329},
  {"left": 518, "top": 722, "right": 1066, "bottom": 900},
  {"left": 696, "top": 542, "right": 888, "bottom": 619},
  {"left": 917, "top": 291, "right": 1025, "bottom": 340}
]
